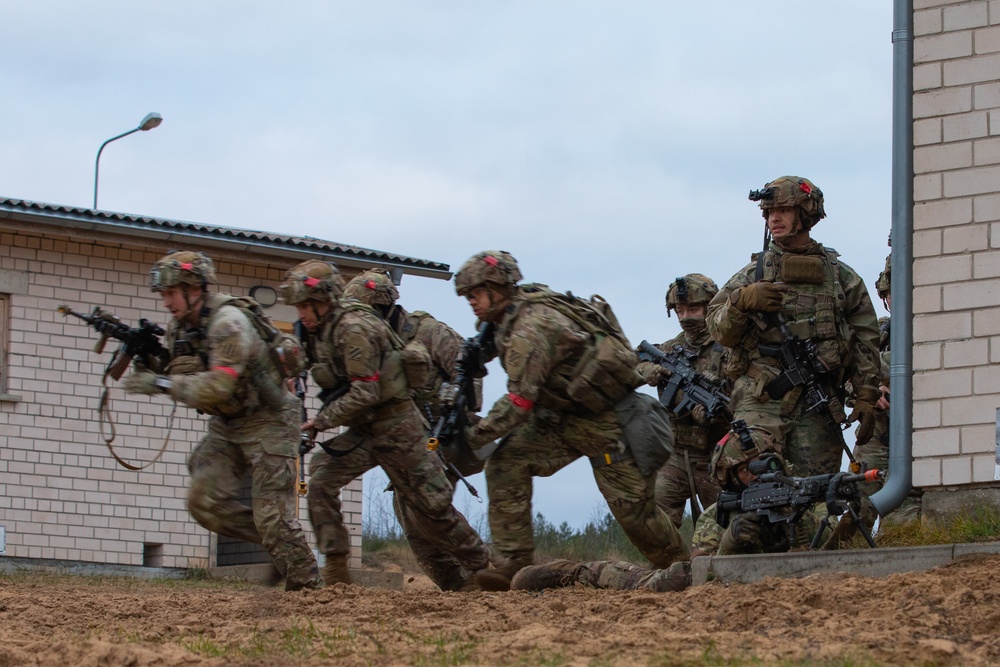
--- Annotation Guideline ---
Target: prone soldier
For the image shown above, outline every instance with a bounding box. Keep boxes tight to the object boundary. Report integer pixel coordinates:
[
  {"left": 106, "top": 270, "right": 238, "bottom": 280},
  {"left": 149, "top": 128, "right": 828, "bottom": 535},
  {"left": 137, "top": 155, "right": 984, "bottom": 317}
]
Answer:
[
  {"left": 123, "top": 251, "right": 322, "bottom": 591},
  {"left": 281, "top": 260, "right": 491, "bottom": 587}
]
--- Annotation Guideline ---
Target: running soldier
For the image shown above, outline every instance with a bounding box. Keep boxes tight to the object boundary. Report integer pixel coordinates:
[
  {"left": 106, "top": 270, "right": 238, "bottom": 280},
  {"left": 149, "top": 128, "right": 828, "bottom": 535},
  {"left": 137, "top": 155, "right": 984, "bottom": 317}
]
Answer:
[
  {"left": 124, "top": 251, "right": 322, "bottom": 591},
  {"left": 281, "top": 260, "right": 490, "bottom": 587}
]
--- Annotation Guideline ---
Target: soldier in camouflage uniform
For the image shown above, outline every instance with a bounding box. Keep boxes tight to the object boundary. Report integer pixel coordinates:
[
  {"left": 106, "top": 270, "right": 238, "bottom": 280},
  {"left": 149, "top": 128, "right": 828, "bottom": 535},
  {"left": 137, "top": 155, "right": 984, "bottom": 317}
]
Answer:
[
  {"left": 699, "top": 424, "right": 823, "bottom": 555},
  {"left": 282, "top": 260, "right": 490, "bottom": 587},
  {"left": 455, "top": 251, "right": 689, "bottom": 591},
  {"left": 124, "top": 251, "right": 322, "bottom": 591},
  {"left": 636, "top": 274, "right": 729, "bottom": 528},
  {"left": 342, "top": 268, "right": 488, "bottom": 591},
  {"left": 510, "top": 558, "right": 690, "bottom": 593},
  {"left": 706, "top": 176, "right": 882, "bottom": 478}
]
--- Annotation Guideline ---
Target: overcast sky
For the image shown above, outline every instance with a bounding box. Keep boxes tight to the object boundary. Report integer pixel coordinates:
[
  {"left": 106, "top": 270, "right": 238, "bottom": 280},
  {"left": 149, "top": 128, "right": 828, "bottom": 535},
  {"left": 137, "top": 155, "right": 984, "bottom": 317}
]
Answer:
[{"left": 2, "top": 2, "right": 896, "bottom": 531}]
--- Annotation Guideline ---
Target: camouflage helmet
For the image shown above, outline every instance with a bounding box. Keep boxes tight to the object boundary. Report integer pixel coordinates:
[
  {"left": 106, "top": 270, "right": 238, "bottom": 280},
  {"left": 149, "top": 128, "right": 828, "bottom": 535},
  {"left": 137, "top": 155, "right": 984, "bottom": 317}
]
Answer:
[
  {"left": 666, "top": 273, "right": 719, "bottom": 317},
  {"left": 875, "top": 254, "right": 891, "bottom": 303},
  {"left": 710, "top": 423, "right": 783, "bottom": 487},
  {"left": 279, "top": 260, "right": 344, "bottom": 305},
  {"left": 149, "top": 251, "right": 216, "bottom": 292},
  {"left": 343, "top": 269, "right": 399, "bottom": 307},
  {"left": 454, "top": 251, "right": 523, "bottom": 296},
  {"left": 749, "top": 175, "right": 826, "bottom": 230}
]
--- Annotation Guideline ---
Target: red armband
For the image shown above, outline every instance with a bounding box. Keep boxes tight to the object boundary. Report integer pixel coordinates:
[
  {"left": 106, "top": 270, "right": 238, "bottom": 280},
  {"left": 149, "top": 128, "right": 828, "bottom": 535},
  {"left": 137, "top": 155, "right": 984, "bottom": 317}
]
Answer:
[
  {"left": 508, "top": 393, "right": 535, "bottom": 410},
  {"left": 212, "top": 366, "right": 239, "bottom": 379},
  {"left": 351, "top": 373, "right": 380, "bottom": 383}
]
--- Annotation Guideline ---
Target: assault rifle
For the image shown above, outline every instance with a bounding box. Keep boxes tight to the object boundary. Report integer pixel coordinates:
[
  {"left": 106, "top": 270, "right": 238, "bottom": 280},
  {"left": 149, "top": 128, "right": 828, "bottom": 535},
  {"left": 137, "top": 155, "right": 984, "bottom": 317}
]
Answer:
[
  {"left": 716, "top": 455, "right": 885, "bottom": 549},
  {"left": 760, "top": 317, "right": 838, "bottom": 425},
  {"left": 637, "top": 340, "right": 730, "bottom": 419},
  {"left": 425, "top": 321, "right": 497, "bottom": 500},
  {"left": 58, "top": 305, "right": 169, "bottom": 380},
  {"left": 294, "top": 320, "right": 311, "bottom": 496}
]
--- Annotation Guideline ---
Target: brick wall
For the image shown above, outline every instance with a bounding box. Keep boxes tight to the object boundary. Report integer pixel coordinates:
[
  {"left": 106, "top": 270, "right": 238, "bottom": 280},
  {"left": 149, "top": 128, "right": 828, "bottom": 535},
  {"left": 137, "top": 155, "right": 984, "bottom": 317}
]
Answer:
[
  {"left": 912, "top": 0, "right": 1000, "bottom": 490},
  {"left": 0, "top": 227, "right": 364, "bottom": 569}
]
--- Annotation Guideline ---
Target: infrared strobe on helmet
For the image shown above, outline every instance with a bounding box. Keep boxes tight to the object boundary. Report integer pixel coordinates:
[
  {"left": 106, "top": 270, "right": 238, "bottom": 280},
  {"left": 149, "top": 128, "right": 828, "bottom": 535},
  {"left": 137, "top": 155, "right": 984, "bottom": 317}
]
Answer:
[
  {"left": 710, "top": 419, "right": 783, "bottom": 488},
  {"left": 343, "top": 269, "right": 399, "bottom": 307},
  {"left": 749, "top": 176, "right": 826, "bottom": 230},
  {"left": 665, "top": 273, "right": 719, "bottom": 317},
  {"left": 454, "top": 251, "right": 523, "bottom": 296},
  {"left": 149, "top": 251, "right": 217, "bottom": 292},
  {"left": 279, "top": 260, "right": 345, "bottom": 305}
]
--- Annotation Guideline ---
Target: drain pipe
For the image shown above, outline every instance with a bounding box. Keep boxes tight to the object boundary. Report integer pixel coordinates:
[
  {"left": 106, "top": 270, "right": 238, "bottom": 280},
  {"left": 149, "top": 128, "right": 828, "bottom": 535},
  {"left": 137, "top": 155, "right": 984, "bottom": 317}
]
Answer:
[{"left": 871, "top": 0, "right": 913, "bottom": 517}]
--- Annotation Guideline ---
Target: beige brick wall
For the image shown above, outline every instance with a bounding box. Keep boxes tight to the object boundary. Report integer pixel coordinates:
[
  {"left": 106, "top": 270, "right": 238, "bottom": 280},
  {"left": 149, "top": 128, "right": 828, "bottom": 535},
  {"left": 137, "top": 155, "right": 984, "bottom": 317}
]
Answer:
[
  {"left": 912, "top": 0, "right": 1000, "bottom": 489},
  {"left": 0, "top": 228, "right": 364, "bottom": 569}
]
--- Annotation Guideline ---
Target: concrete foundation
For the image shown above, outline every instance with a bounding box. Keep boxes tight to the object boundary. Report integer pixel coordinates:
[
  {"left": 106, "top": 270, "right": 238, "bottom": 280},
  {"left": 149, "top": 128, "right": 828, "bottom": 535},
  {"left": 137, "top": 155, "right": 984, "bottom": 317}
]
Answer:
[{"left": 921, "top": 487, "right": 1000, "bottom": 522}]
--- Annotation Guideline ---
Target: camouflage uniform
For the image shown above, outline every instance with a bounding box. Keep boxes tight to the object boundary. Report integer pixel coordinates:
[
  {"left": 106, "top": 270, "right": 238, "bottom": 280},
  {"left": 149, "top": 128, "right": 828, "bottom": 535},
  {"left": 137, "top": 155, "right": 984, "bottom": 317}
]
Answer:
[
  {"left": 286, "top": 263, "right": 490, "bottom": 584},
  {"left": 691, "top": 502, "right": 823, "bottom": 556},
  {"left": 510, "top": 558, "right": 691, "bottom": 592},
  {"left": 343, "top": 269, "right": 486, "bottom": 591},
  {"left": 125, "top": 252, "right": 321, "bottom": 590},
  {"left": 636, "top": 275, "right": 729, "bottom": 527},
  {"left": 707, "top": 177, "right": 881, "bottom": 477},
  {"left": 456, "top": 252, "right": 689, "bottom": 580}
]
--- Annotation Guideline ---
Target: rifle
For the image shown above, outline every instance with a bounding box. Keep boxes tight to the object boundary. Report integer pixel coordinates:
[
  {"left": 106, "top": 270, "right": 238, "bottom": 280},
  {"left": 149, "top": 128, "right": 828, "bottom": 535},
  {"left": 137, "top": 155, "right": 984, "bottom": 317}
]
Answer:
[
  {"left": 426, "top": 321, "right": 496, "bottom": 500},
  {"left": 636, "top": 340, "right": 730, "bottom": 420},
  {"left": 293, "top": 321, "right": 312, "bottom": 496},
  {"left": 58, "top": 305, "right": 169, "bottom": 380},
  {"left": 716, "top": 456, "right": 886, "bottom": 549}
]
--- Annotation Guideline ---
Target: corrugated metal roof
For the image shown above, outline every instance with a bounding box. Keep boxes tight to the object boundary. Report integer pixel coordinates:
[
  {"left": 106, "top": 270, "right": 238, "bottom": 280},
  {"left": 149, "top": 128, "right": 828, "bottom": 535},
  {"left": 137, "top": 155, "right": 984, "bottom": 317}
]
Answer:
[{"left": 0, "top": 197, "right": 451, "bottom": 279}]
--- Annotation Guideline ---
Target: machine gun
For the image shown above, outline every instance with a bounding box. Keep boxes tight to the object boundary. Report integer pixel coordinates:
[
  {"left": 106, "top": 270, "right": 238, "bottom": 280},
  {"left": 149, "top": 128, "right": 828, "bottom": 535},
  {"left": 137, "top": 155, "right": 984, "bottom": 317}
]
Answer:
[
  {"left": 716, "top": 455, "right": 885, "bottom": 549},
  {"left": 58, "top": 305, "right": 169, "bottom": 380},
  {"left": 636, "top": 340, "right": 730, "bottom": 420}
]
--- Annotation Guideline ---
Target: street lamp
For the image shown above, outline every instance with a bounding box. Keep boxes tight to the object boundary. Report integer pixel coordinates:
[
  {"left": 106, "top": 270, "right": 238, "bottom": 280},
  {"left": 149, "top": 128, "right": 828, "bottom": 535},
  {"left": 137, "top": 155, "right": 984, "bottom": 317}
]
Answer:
[{"left": 93, "top": 112, "right": 163, "bottom": 210}]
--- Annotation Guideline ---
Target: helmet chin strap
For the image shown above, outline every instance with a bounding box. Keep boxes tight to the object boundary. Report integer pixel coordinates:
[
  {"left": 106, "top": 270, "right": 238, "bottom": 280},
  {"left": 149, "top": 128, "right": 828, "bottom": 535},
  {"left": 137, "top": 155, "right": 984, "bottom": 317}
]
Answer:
[{"left": 181, "top": 285, "right": 207, "bottom": 325}]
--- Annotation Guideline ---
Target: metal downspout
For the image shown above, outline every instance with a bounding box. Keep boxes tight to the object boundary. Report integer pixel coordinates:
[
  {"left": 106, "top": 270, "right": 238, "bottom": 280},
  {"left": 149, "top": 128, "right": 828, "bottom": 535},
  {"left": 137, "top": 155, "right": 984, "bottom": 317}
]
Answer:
[{"left": 871, "top": 0, "right": 913, "bottom": 516}]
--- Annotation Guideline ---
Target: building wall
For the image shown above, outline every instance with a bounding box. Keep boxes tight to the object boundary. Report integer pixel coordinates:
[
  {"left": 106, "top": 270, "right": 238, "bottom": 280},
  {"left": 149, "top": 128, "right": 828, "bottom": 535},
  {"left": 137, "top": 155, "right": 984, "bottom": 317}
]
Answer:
[
  {"left": 0, "top": 227, "right": 364, "bottom": 568},
  {"left": 912, "top": 0, "right": 1000, "bottom": 493}
]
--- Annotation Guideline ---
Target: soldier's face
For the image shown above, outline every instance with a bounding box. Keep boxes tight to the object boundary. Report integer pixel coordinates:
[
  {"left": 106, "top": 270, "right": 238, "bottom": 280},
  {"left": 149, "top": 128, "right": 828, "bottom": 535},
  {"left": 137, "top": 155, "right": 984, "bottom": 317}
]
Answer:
[
  {"left": 735, "top": 462, "right": 756, "bottom": 487},
  {"left": 674, "top": 303, "right": 706, "bottom": 320},
  {"left": 465, "top": 286, "right": 508, "bottom": 322},
  {"left": 767, "top": 206, "right": 800, "bottom": 241},
  {"left": 160, "top": 285, "right": 202, "bottom": 324},
  {"left": 295, "top": 301, "right": 330, "bottom": 331}
]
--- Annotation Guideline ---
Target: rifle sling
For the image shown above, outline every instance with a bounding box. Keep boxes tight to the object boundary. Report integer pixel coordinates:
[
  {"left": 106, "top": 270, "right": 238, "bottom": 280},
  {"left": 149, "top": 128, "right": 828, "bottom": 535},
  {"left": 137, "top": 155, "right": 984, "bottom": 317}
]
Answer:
[{"left": 98, "top": 374, "right": 177, "bottom": 471}]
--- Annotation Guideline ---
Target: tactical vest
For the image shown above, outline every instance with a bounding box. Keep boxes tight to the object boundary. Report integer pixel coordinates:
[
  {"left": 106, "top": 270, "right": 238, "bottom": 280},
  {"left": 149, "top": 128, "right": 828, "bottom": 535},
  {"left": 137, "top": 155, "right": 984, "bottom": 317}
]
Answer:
[
  {"left": 397, "top": 309, "right": 451, "bottom": 413},
  {"left": 306, "top": 301, "right": 412, "bottom": 406},
  {"left": 164, "top": 293, "right": 285, "bottom": 418},
  {"left": 515, "top": 284, "right": 643, "bottom": 414},
  {"left": 662, "top": 336, "right": 729, "bottom": 453}
]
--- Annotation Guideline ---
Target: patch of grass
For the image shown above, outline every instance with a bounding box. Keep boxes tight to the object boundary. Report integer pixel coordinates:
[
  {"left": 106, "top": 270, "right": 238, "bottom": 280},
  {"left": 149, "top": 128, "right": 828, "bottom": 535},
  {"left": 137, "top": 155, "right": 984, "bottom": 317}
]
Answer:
[
  {"left": 181, "top": 618, "right": 361, "bottom": 660},
  {"left": 648, "top": 643, "right": 885, "bottom": 667},
  {"left": 877, "top": 505, "right": 1000, "bottom": 548},
  {"left": 412, "top": 632, "right": 477, "bottom": 666},
  {"left": 499, "top": 650, "right": 567, "bottom": 667}
]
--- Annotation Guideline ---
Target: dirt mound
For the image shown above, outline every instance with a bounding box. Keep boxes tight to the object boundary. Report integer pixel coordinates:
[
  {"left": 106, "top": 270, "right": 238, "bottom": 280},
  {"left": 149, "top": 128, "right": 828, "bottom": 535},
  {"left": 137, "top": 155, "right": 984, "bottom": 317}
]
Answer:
[{"left": 2, "top": 554, "right": 999, "bottom": 666}]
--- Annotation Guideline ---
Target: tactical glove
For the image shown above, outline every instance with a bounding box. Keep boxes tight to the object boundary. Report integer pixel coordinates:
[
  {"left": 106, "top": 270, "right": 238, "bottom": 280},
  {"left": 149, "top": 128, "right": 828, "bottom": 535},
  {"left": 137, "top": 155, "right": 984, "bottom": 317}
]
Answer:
[
  {"left": 730, "top": 282, "right": 788, "bottom": 313},
  {"left": 438, "top": 382, "right": 460, "bottom": 407},
  {"left": 643, "top": 365, "right": 670, "bottom": 387},
  {"left": 690, "top": 404, "right": 708, "bottom": 424},
  {"left": 847, "top": 385, "right": 880, "bottom": 446},
  {"left": 718, "top": 511, "right": 762, "bottom": 554},
  {"left": 123, "top": 369, "right": 163, "bottom": 396}
]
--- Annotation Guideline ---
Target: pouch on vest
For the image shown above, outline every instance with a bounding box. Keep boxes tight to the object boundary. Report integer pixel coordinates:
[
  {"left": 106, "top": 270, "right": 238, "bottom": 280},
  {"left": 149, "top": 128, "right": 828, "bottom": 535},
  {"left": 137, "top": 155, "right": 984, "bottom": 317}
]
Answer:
[
  {"left": 614, "top": 391, "right": 674, "bottom": 477},
  {"left": 566, "top": 335, "right": 643, "bottom": 413},
  {"left": 400, "top": 339, "right": 434, "bottom": 392}
]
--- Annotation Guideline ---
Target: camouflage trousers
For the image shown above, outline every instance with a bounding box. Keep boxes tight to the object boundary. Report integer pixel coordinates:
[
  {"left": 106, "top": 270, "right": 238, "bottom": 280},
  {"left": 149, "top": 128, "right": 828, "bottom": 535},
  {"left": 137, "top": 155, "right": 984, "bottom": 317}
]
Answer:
[
  {"left": 391, "top": 467, "right": 470, "bottom": 591},
  {"left": 187, "top": 401, "right": 320, "bottom": 588},
  {"left": 654, "top": 448, "right": 721, "bottom": 528},
  {"left": 485, "top": 409, "right": 689, "bottom": 569},
  {"left": 308, "top": 402, "right": 490, "bottom": 573},
  {"left": 731, "top": 379, "right": 846, "bottom": 477},
  {"left": 574, "top": 559, "right": 691, "bottom": 592}
]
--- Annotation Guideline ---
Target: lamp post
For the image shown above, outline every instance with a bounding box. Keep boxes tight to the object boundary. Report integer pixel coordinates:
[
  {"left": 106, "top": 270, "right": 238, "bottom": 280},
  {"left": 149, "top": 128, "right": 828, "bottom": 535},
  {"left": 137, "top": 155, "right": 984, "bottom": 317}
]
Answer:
[{"left": 93, "top": 112, "right": 163, "bottom": 210}]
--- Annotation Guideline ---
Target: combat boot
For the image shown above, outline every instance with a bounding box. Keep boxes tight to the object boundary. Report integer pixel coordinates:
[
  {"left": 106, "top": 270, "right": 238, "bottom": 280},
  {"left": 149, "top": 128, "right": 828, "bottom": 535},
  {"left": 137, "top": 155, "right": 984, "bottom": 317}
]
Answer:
[
  {"left": 474, "top": 560, "right": 530, "bottom": 592},
  {"left": 510, "top": 559, "right": 583, "bottom": 591},
  {"left": 322, "top": 554, "right": 352, "bottom": 585}
]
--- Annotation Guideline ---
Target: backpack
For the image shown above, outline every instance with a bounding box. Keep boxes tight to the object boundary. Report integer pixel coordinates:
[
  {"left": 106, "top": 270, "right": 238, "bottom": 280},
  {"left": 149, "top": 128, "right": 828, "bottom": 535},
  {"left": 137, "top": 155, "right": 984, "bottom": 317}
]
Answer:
[
  {"left": 211, "top": 295, "right": 307, "bottom": 380},
  {"left": 518, "top": 284, "right": 643, "bottom": 413}
]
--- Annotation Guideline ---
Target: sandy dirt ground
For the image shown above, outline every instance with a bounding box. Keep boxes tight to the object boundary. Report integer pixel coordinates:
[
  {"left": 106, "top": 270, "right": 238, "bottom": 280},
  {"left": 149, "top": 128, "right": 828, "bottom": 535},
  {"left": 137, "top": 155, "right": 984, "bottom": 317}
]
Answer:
[{"left": 1, "top": 553, "right": 999, "bottom": 667}]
